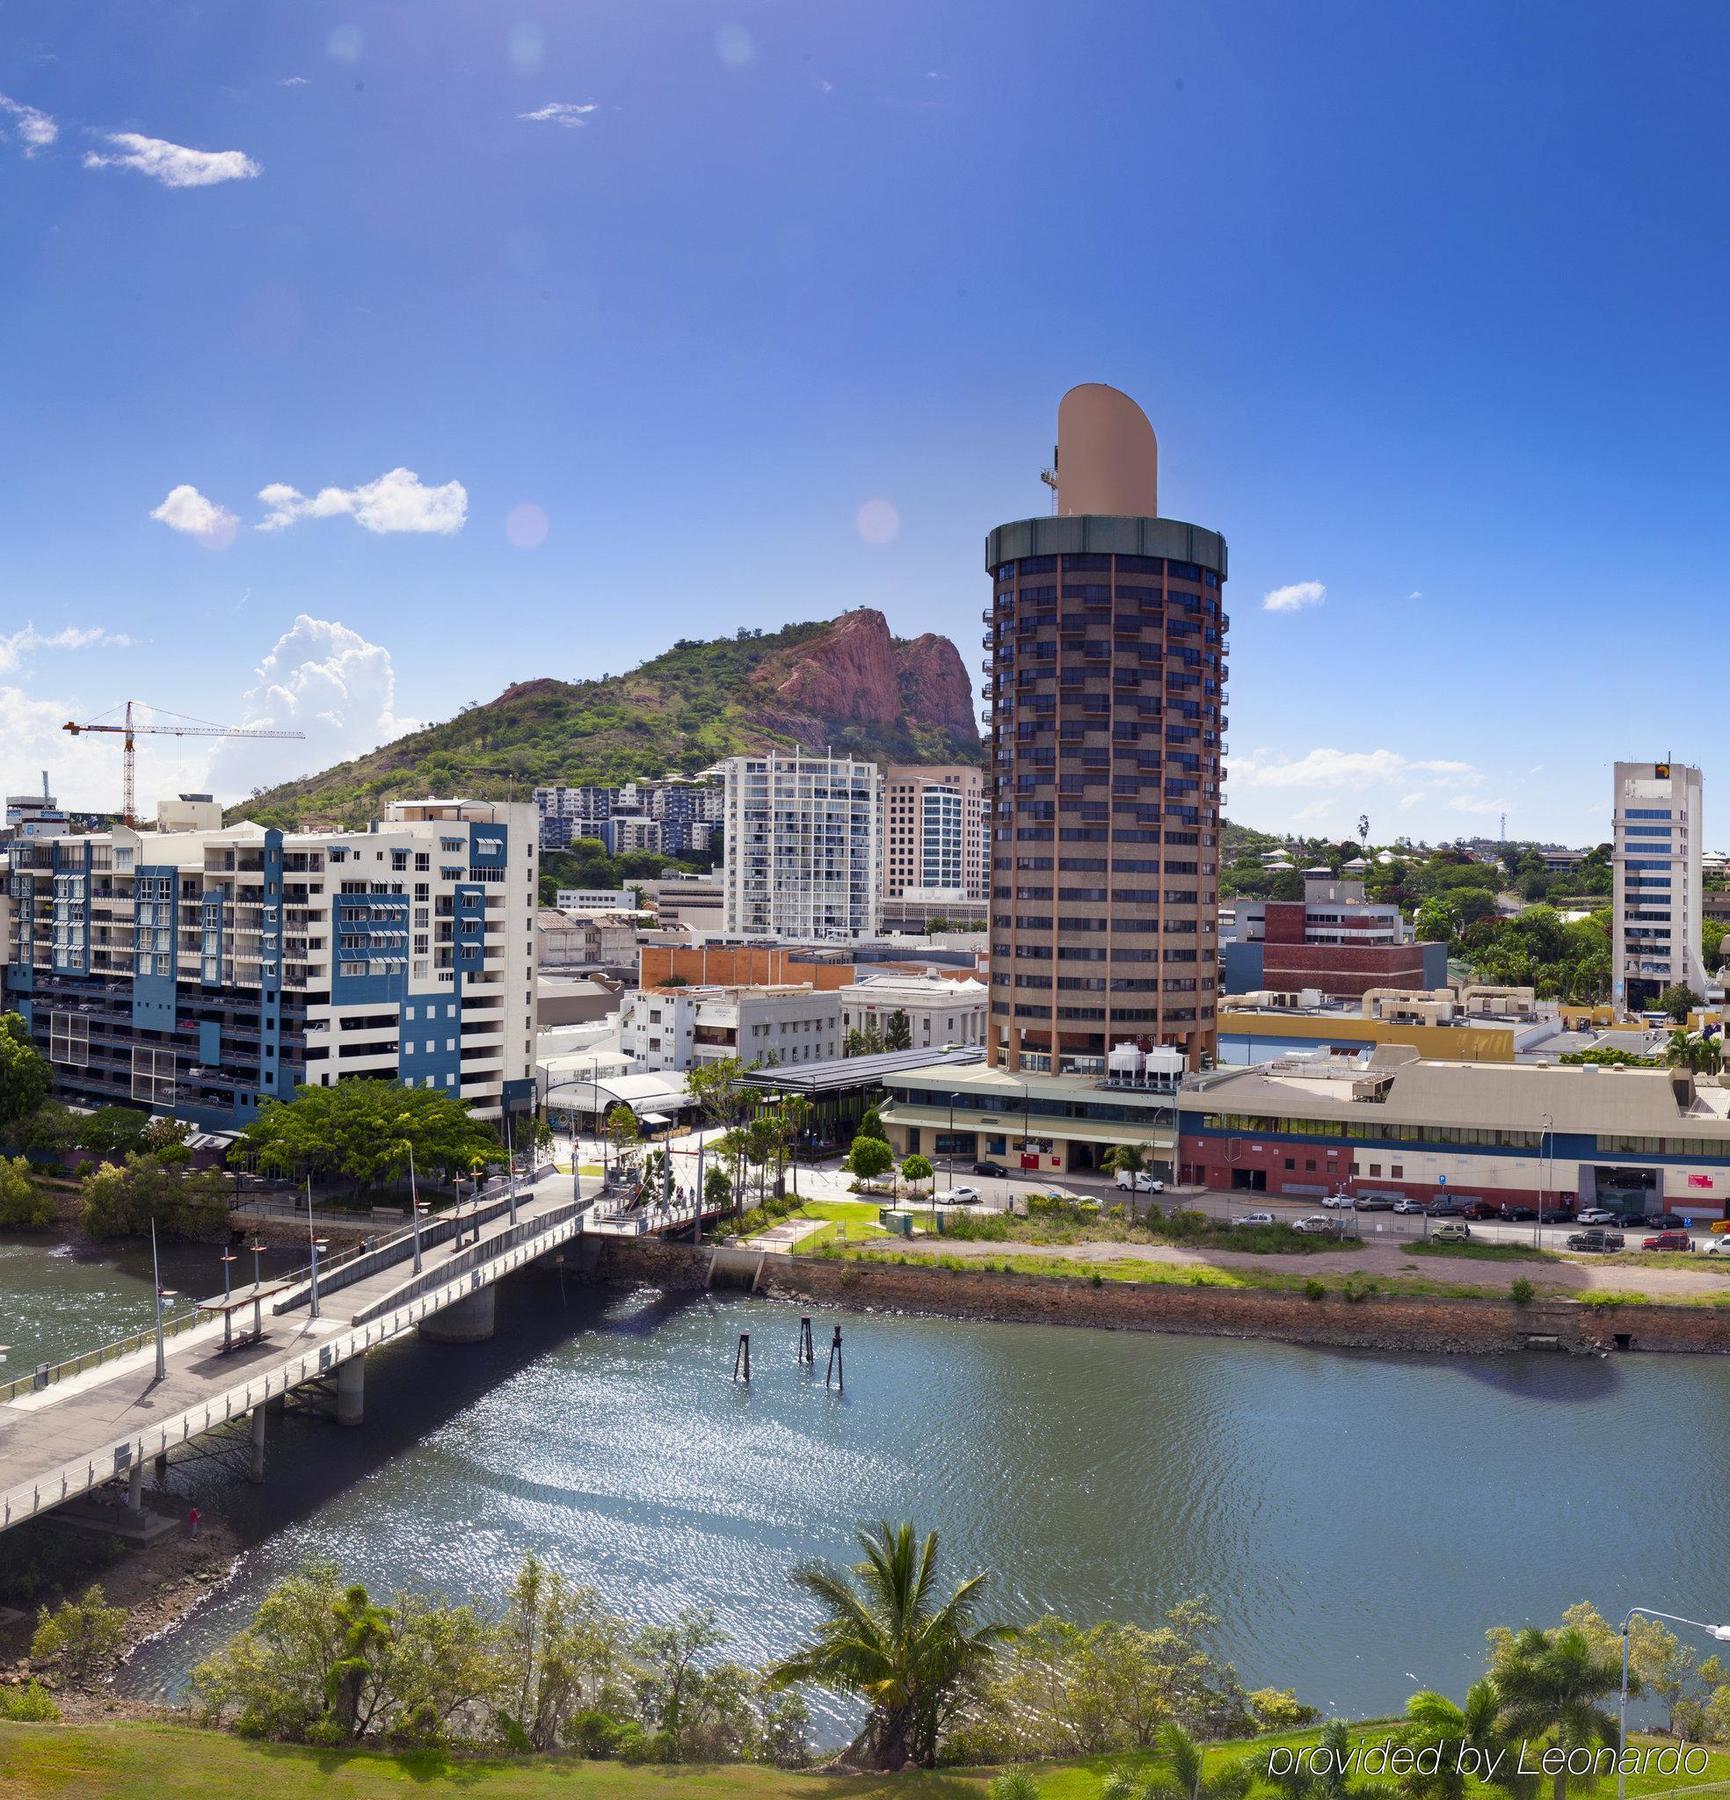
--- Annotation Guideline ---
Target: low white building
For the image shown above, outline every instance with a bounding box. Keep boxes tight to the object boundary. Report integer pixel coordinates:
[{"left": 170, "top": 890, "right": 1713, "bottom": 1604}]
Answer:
[
  {"left": 554, "top": 885, "right": 636, "bottom": 913},
  {"left": 837, "top": 969, "right": 987, "bottom": 1052},
  {"left": 620, "top": 982, "right": 843, "bottom": 1072}
]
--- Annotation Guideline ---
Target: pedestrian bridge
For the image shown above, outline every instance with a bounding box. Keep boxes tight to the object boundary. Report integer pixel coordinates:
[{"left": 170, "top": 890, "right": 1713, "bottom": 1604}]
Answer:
[{"left": 0, "top": 1171, "right": 732, "bottom": 1538}]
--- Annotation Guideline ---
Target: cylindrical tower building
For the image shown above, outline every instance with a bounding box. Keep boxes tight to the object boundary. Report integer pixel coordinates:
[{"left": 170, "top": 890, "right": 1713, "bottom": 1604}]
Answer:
[{"left": 983, "top": 383, "right": 1227, "bottom": 1072}]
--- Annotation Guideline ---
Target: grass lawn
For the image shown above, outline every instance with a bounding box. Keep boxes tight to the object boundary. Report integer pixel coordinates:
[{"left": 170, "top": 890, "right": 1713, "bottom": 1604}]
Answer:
[
  {"left": 784, "top": 1199, "right": 891, "bottom": 1250},
  {"left": 5, "top": 1721, "right": 1729, "bottom": 1800},
  {"left": 820, "top": 1243, "right": 1525, "bottom": 1302},
  {"left": 1405, "top": 1241, "right": 1559, "bottom": 1264}
]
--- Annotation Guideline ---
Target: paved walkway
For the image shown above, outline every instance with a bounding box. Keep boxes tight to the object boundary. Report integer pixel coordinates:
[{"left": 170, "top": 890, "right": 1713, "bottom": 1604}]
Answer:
[{"left": 0, "top": 1170, "right": 587, "bottom": 1533}]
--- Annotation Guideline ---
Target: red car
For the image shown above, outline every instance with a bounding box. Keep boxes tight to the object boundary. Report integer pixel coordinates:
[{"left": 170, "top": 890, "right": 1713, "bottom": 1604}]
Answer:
[{"left": 1641, "top": 1230, "right": 1695, "bottom": 1253}]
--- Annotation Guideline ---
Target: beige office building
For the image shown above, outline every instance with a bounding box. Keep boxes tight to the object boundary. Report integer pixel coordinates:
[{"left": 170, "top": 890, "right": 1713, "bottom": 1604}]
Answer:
[{"left": 881, "top": 765, "right": 986, "bottom": 902}]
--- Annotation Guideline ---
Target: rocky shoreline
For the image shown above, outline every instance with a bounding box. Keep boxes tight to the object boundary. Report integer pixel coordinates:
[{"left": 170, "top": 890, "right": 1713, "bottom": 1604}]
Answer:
[{"left": 1, "top": 1505, "right": 245, "bottom": 1722}]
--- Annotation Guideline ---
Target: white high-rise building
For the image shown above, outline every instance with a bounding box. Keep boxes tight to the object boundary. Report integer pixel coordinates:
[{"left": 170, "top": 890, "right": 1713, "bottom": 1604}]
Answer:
[
  {"left": 716, "top": 752, "right": 881, "bottom": 939},
  {"left": 1612, "top": 760, "right": 1706, "bottom": 1014}
]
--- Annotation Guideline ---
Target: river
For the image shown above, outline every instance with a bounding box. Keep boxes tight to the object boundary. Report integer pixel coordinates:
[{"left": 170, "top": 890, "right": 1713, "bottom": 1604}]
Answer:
[{"left": 6, "top": 1242, "right": 1728, "bottom": 1733}]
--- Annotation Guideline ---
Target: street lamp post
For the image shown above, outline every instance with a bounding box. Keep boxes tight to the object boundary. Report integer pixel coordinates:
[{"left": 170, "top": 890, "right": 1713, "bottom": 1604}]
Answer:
[
  {"left": 1537, "top": 1111, "right": 1553, "bottom": 1247},
  {"left": 1617, "top": 1608, "right": 1730, "bottom": 1800},
  {"left": 309, "top": 1233, "right": 328, "bottom": 1320},
  {"left": 505, "top": 1113, "right": 519, "bottom": 1227},
  {"left": 149, "top": 1218, "right": 174, "bottom": 1382},
  {"left": 404, "top": 1140, "right": 423, "bottom": 1275}
]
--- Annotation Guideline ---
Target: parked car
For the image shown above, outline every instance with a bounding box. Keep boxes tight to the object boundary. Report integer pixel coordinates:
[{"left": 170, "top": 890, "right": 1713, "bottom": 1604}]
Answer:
[
  {"left": 1648, "top": 1213, "right": 1687, "bottom": 1231},
  {"left": 1426, "top": 1197, "right": 1464, "bottom": 1217},
  {"left": 1291, "top": 1215, "right": 1335, "bottom": 1235},
  {"left": 1231, "top": 1211, "right": 1277, "bottom": 1228},
  {"left": 1500, "top": 1205, "right": 1538, "bottom": 1222},
  {"left": 1705, "top": 1236, "right": 1730, "bottom": 1257},
  {"left": 1431, "top": 1221, "right": 1472, "bottom": 1244},
  {"left": 1113, "top": 1169, "right": 1164, "bottom": 1193},
  {"left": 934, "top": 1186, "right": 981, "bottom": 1206},
  {"left": 1567, "top": 1228, "right": 1625, "bottom": 1253},
  {"left": 1355, "top": 1195, "right": 1395, "bottom": 1212},
  {"left": 972, "top": 1160, "right": 1009, "bottom": 1178},
  {"left": 1641, "top": 1230, "right": 1695, "bottom": 1253},
  {"left": 1462, "top": 1201, "right": 1502, "bottom": 1221},
  {"left": 1391, "top": 1198, "right": 1425, "bottom": 1215},
  {"left": 1576, "top": 1208, "right": 1617, "bottom": 1226},
  {"left": 1321, "top": 1192, "right": 1355, "bottom": 1209}
]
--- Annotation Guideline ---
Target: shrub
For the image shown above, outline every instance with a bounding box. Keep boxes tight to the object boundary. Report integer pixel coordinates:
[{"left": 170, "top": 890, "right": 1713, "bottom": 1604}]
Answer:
[
  {"left": 941, "top": 1213, "right": 1010, "bottom": 1242},
  {"left": 31, "top": 1584, "right": 127, "bottom": 1679},
  {"left": 0, "top": 1679, "right": 58, "bottom": 1721},
  {"left": 990, "top": 1771, "right": 1042, "bottom": 1800},
  {"left": 0, "top": 1155, "right": 54, "bottom": 1229},
  {"left": 1304, "top": 1278, "right": 1327, "bottom": 1302},
  {"left": 1510, "top": 1277, "right": 1536, "bottom": 1306},
  {"left": 1341, "top": 1276, "right": 1377, "bottom": 1304}
]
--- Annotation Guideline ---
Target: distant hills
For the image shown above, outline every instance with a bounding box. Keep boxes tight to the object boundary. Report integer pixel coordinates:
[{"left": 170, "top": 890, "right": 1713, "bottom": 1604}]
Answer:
[{"left": 234, "top": 609, "right": 981, "bottom": 829}]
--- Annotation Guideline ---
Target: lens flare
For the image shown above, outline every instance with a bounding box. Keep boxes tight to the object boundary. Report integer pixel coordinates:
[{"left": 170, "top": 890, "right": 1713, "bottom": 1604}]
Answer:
[{"left": 505, "top": 502, "right": 550, "bottom": 550}]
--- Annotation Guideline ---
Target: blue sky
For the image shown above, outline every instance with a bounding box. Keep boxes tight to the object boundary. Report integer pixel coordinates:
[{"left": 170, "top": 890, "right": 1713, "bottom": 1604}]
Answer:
[{"left": 3, "top": 1, "right": 1727, "bottom": 845}]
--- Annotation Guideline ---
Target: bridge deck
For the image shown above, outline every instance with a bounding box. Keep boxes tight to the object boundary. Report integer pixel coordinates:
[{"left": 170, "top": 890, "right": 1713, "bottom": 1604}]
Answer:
[{"left": 0, "top": 1173, "right": 592, "bottom": 1533}]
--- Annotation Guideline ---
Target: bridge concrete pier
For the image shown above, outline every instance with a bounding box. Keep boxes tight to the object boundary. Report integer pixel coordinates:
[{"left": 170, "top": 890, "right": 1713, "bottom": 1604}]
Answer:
[
  {"left": 418, "top": 1285, "right": 496, "bottom": 1345},
  {"left": 249, "top": 1406, "right": 268, "bottom": 1481},
  {"left": 152, "top": 1451, "right": 168, "bottom": 1481},
  {"left": 336, "top": 1355, "right": 365, "bottom": 1427},
  {"left": 127, "top": 1462, "right": 143, "bottom": 1514}
]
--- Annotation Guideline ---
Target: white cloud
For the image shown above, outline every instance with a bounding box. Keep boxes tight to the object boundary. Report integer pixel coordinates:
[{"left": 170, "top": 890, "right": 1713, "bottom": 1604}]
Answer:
[
  {"left": 1407, "top": 590, "right": 1422, "bottom": 601},
  {"left": 0, "top": 687, "right": 210, "bottom": 818},
  {"left": 278, "top": 75, "right": 310, "bottom": 88},
  {"left": 150, "top": 483, "right": 238, "bottom": 548},
  {"left": 0, "top": 623, "right": 134, "bottom": 674},
  {"left": 1399, "top": 791, "right": 1426, "bottom": 809},
  {"left": 83, "top": 132, "right": 260, "bottom": 188},
  {"left": 256, "top": 466, "right": 467, "bottom": 535},
  {"left": 0, "top": 91, "right": 56, "bottom": 156},
  {"left": 206, "top": 614, "right": 420, "bottom": 797},
  {"left": 1232, "top": 747, "right": 1475, "bottom": 791},
  {"left": 1263, "top": 579, "right": 1326, "bottom": 613},
  {"left": 1446, "top": 794, "right": 1512, "bottom": 818},
  {"left": 517, "top": 101, "right": 597, "bottom": 128}
]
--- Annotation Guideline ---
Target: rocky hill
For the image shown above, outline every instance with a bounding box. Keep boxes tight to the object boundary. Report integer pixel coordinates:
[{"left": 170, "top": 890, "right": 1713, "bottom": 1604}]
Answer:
[{"left": 235, "top": 610, "right": 980, "bottom": 829}]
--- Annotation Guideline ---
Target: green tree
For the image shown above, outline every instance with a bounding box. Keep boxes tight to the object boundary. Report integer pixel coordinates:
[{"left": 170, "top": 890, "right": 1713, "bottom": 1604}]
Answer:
[
  {"left": 848, "top": 1135, "right": 895, "bottom": 1185},
  {"left": 1657, "top": 983, "right": 1701, "bottom": 1024},
  {"left": 0, "top": 1155, "right": 54, "bottom": 1229},
  {"left": 73, "top": 1106, "right": 151, "bottom": 1159},
  {"left": 628, "top": 1608, "right": 757, "bottom": 1762},
  {"left": 1491, "top": 1626, "right": 1624, "bottom": 1800},
  {"left": 0, "top": 1012, "right": 51, "bottom": 1141},
  {"left": 31, "top": 1584, "right": 127, "bottom": 1681},
  {"left": 496, "top": 1554, "right": 629, "bottom": 1752},
  {"left": 859, "top": 1106, "right": 885, "bottom": 1140},
  {"left": 1413, "top": 896, "right": 1461, "bottom": 945},
  {"left": 233, "top": 1081, "right": 497, "bottom": 1197},
  {"left": 768, "top": 1520, "right": 1009, "bottom": 1770},
  {"left": 686, "top": 1055, "right": 753, "bottom": 1145},
  {"left": 605, "top": 1104, "right": 643, "bottom": 1181},
  {"left": 901, "top": 1153, "right": 935, "bottom": 1193},
  {"left": 80, "top": 1153, "right": 228, "bottom": 1240},
  {"left": 883, "top": 1010, "right": 913, "bottom": 1052}
]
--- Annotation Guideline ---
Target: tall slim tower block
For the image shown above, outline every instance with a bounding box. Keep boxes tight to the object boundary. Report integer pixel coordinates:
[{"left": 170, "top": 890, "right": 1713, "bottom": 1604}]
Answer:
[
  {"left": 1612, "top": 760, "right": 1706, "bottom": 1014},
  {"left": 984, "top": 383, "right": 1227, "bottom": 1072}
]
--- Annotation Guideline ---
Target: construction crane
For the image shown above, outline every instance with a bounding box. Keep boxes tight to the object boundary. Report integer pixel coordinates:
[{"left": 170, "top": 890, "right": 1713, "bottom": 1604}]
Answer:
[{"left": 63, "top": 700, "right": 305, "bottom": 828}]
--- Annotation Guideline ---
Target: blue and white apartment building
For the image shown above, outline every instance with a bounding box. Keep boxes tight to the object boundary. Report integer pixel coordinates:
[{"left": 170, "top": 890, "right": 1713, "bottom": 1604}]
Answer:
[{"left": 3, "top": 795, "right": 537, "bottom": 1130}]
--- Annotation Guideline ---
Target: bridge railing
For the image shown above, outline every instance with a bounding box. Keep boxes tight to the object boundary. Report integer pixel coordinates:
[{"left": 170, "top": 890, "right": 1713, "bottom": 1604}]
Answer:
[
  {"left": 0, "top": 1196, "right": 588, "bottom": 1535},
  {"left": 0, "top": 1305, "right": 205, "bottom": 1406}
]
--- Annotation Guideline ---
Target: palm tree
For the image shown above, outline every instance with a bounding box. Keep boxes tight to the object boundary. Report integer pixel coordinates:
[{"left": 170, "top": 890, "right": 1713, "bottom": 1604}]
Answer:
[
  {"left": 1144, "top": 1721, "right": 1253, "bottom": 1800},
  {"left": 1493, "top": 1627, "right": 1624, "bottom": 1800},
  {"left": 768, "top": 1521, "right": 1009, "bottom": 1770},
  {"left": 1400, "top": 1681, "right": 1533, "bottom": 1800}
]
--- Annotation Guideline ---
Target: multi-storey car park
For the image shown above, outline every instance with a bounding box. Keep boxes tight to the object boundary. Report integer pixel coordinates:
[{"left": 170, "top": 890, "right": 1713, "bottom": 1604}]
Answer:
[
  {"left": 3, "top": 794, "right": 537, "bottom": 1130},
  {"left": 984, "top": 383, "right": 1228, "bottom": 1074}
]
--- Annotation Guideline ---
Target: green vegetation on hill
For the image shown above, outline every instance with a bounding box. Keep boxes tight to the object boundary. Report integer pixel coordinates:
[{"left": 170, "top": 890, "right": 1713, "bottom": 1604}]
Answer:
[{"left": 233, "top": 619, "right": 980, "bottom": 831}]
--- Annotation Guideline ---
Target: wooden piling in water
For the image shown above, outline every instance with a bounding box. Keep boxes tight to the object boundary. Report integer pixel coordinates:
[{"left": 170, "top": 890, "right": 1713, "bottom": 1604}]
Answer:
[
  {"left": 733, "top": 1331, "right": 751, "bottom": 1382},
  {"left": 826, "top": 1324, "right": 843, "bottom": 1391},
  {"left": 798, "top": 1315, "right": 814, "bottom": 1364}
]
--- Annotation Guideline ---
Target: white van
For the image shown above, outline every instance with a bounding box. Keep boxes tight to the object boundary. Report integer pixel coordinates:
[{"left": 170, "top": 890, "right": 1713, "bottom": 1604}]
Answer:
[{"left": 1113, "top": 1170, "right": 1165, "bottom": 1193}]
